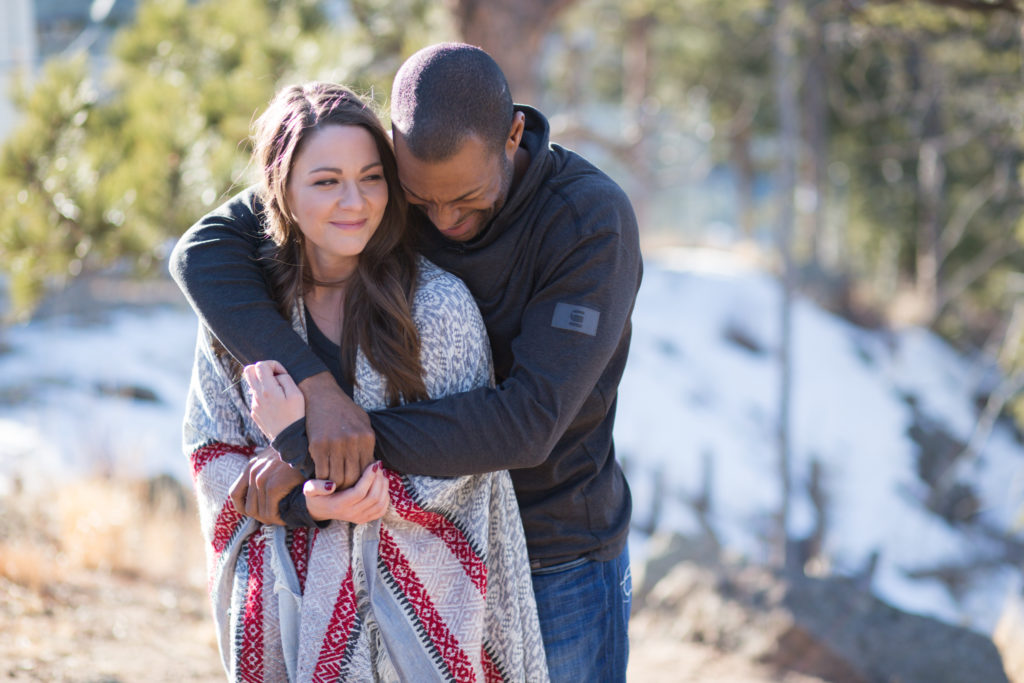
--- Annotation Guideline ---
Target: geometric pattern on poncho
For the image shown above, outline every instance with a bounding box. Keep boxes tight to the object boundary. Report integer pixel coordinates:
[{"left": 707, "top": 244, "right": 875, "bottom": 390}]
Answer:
[{"left": 183, "top": 258, "right": 550, "bottom": 682}]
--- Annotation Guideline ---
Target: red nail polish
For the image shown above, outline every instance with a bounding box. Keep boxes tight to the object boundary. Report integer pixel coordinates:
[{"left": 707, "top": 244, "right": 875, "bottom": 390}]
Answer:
[
  {"left": 374, "top": 462, "right": 382, "bottom": 472},
  {"left": 324, "top": 481, "right": 335, "bottom": 492}
]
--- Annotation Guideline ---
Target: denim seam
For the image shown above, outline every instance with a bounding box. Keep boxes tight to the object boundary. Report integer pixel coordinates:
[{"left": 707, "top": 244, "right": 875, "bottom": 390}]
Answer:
[{"left": 530, "top": 555, "right": 591, "bottom": 576}]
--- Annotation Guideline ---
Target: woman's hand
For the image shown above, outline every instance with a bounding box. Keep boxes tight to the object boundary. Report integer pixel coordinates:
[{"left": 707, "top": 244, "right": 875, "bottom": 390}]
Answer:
[
  {"left": 243, "top": 360, "right": 305, "bottom": 440},
  {"left": 304, "top": 461, "right": 390, "bottom": 524}
]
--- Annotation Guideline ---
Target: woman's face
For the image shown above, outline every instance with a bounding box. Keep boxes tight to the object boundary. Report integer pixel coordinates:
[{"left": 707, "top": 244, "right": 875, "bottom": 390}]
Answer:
[{"left": 286, "top": 124, "right": 389, "bottom": 279}]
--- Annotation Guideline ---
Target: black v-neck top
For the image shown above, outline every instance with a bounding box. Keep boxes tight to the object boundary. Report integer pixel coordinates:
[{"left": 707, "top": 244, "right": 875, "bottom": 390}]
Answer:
[
  {"left": 304, "top": 307, "right": 354, "bottom": 397},
  {"left": 273, "top": 308, "right": 355, "bottom": 527}
]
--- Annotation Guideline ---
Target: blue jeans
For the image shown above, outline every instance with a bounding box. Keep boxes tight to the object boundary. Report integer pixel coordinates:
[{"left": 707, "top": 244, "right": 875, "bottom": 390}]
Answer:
[{"left": 531, "top": 546, "right": 631, "bottom": 682}]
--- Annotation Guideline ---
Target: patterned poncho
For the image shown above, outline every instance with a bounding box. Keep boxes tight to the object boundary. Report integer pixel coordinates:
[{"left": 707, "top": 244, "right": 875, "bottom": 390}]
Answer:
[{"left": 183, "top": 259, "right": 549, "bottom": 682}]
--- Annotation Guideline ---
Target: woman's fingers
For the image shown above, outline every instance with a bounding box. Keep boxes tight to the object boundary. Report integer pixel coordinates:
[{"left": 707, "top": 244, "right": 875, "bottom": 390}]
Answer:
[
  {"left": 276, "top": 370, "right": 301, "bottom": 399},
  {"left": 364, "top": 467, "right": 390, "bottom": 520},
  {"left": 303, "top": 464, "right": 389, "bottom": 523},
  {"left": 353, "top": 465, "right": 389, "bottom": 521},
  {"left": 266, "top": 359, "right": 289, "bottom": 377},
  {"left": 242, "top": 361, "right": 287, "bottom": 397},
  {"left": 253, "top": 361, "right": 280, "bottom": 395},
  {"left": 303, "top": 479, "right": 336, "bottom": 497}
]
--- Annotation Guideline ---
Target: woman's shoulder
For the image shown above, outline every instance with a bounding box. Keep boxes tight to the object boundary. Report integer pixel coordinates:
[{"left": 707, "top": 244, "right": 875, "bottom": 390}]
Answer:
[
  {"left": 410, "top": 257, "right": 487, "bottom": 349},
  {"left": 413, "top": 256, "right": 476, "bottom": 311}
]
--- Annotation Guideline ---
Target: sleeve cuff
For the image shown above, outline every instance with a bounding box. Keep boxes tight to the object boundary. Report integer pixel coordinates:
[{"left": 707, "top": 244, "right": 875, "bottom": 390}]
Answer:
[
  {"left": 272, "top": 418, "right": 315, "bottom": 479},
  {"left": 278, "top": 484, "right": 329, "bottom": 529},
  {"left": 287, "top": 357, "right": 332, "bottom": 386}
]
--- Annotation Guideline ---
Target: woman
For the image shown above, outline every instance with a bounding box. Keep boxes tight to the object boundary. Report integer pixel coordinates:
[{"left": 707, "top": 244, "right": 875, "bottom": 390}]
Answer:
[{"left": 182, "top": 82, "right": 548, "bottom": 682}]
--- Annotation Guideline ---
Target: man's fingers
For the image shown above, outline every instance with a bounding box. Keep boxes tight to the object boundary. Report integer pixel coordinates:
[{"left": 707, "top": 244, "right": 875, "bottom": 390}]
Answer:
[
  {"left": 255, "top": 460, "right": 272, "bottom": 521},
  {"left": 230, "top": 467, "right": 250, "bottom": 515},
  {"left": 356, "top": 433, "right": 376, "bottom": 475},
  {"left": 245, "top": 462, "right": 260, "bottom": 519},
  {"left": 309, "top": 433, "right": 333, "bottom": 480},
  {"left": 311, "top": 443, "right": 330, "bottom": 480},
  {"left": 339, "top": 455, "right": 355, "bottom": 490}
]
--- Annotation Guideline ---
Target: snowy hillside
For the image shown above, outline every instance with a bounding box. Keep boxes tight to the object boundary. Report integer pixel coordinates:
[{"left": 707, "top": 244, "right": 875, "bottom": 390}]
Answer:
[{"left": 1, "top": 248, "right": 1021, "bottom": 633}]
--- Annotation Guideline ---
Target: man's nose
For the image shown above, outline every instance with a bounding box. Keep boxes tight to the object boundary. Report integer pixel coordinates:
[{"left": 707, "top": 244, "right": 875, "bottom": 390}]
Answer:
[{"left": 427, "top": 203, "right": 461, "bottom": 230}]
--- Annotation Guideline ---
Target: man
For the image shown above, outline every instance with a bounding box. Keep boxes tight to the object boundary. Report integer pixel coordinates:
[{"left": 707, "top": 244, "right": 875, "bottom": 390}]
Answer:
[{"left": 170, "top": 43, "right": 641, "bottom": 681}]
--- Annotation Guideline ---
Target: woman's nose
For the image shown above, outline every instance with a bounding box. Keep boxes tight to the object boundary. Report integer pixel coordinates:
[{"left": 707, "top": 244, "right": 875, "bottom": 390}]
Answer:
[{"left": 335, "top": 181, "right": 365, "bottom": 209}]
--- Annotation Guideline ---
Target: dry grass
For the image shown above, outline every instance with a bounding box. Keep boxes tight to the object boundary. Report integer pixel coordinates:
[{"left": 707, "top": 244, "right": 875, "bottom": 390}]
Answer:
[
  {"left": 1, "top": 474, "right": 207, "bottom": 588},
  {"left": 0, "top": 473, "right": 223, "bottom": 681}
]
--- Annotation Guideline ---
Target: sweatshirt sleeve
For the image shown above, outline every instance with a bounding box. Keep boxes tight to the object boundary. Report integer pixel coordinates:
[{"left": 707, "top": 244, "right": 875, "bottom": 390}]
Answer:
[
  {"left": 371, "top": 191, "right": 641, "bottom": 475},
  {"left": 168, "top": 188, "right": 329, "bottom": 384}
]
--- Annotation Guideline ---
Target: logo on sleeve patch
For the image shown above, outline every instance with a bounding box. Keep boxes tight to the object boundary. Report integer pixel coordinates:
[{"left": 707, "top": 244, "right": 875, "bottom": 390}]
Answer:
[{"left": 552, "top": 302, "right": 600, "bottom": 336}]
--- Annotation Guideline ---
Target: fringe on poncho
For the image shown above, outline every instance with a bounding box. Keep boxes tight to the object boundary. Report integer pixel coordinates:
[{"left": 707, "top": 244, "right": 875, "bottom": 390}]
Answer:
[{"left": 182, "top": 258, "right": 549, "bottom": 683}]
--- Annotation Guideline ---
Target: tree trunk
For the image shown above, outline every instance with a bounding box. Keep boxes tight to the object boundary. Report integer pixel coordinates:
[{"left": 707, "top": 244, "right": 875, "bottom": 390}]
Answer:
[
  {"left": 773, "top": 0, "right": 799, "bottom": 574},
  {"left": 622, "top": 13, "right": 656, "bottom": 234},
  {"left": 912, "top": 43, "right": 945, "bottom": 324},
  {"left": 730, "top": 118, "right": 757, "bottom": 239},
  {"left": 444, "top": 0, "right": 578, "bottom": 104},
  {"left": 801, "top": 0, "right": 830, "bottom": 268}
]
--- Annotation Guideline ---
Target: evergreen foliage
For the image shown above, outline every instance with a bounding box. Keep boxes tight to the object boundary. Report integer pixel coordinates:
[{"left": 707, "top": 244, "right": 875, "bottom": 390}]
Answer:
[{"left": 0, "top": 0, "right": 448, "bottom": 317}]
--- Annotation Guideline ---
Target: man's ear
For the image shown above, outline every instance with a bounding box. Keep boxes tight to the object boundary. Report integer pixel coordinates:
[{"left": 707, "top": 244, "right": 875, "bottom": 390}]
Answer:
[{"left": 505, "top": 111, "right": 526, "bottom": 159}]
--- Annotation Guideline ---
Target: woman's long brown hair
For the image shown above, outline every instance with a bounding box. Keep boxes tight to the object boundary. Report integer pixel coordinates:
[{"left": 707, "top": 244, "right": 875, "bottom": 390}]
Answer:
[{"left": 252, "top": 82, "right": 428, "bottom": 406}]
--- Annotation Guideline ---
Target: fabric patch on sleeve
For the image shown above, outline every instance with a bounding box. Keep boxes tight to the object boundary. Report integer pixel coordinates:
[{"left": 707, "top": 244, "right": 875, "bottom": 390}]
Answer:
[{"left": 551, "top": 302, "right": 600, "bottom": 336}]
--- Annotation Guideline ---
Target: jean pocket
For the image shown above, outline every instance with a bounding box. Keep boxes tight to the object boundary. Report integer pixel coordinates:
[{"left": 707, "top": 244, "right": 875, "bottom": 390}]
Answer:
[{"left": 530, "top": 555, "right": 591, "bottom": 576}]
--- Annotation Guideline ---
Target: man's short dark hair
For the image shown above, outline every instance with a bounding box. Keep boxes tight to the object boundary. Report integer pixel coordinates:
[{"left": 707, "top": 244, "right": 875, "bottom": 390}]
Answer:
[{"left": 391, "top": 43, "right": 514, "bottom": 161}]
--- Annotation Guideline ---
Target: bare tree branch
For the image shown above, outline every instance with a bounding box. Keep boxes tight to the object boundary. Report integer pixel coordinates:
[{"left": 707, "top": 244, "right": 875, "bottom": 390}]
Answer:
[
  {"left": 937, "top": 238, "right": 1024, "bottom": 315},
  {"left": 939, "top": 167, "right": 1008, "bottom": 264},
  {"left": 861, "top": 0, "right": 1021, "bottom": 13},
  {"left": 912, "top": 0, "right": 1020, "bottom": 14}
]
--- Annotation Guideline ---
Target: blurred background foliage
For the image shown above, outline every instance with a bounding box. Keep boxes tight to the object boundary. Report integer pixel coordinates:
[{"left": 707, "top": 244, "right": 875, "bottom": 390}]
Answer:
[{"left": 1, "top": 0, "right": 1023, "bottom": 394}]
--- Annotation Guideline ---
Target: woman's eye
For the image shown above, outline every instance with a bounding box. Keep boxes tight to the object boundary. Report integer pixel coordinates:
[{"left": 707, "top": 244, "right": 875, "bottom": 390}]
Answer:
[
  {"left": 363, "top": 174, "right": 384, "bottom": 182},
  {"left": 314, "top": 178, "right": 336, "bottom": 186}
]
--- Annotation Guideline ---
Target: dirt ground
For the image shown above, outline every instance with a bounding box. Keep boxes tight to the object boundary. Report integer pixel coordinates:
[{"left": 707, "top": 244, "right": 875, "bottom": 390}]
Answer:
[
  {"left": 1, "top": 572, "right": 223, "bottom": 682},
  {"left": 2, "top": 571, "right": 818, "bottom": 683},
  {"left": 0, "top": 475, "right": 813, "bottom": 682},
  {"left": 2, "top": 568, "right": 826, "bottom": 683}
]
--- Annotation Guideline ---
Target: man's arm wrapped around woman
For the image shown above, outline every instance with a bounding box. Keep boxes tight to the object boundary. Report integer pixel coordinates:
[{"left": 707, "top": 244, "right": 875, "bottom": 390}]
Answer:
[{"left": 181, "top": 258, "right": 548, "bottom": 682}]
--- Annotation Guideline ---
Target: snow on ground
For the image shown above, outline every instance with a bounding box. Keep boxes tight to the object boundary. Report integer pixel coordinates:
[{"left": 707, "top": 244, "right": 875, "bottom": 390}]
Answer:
[
  {"left": 617, "top": 248, "right": 1024, "bottom": 633},
  {"left": 1, "top": 249, "right": 1022, "bottom": 633},
  {"left": 0, "top": 305, "right": 198, "bottom": 488}
]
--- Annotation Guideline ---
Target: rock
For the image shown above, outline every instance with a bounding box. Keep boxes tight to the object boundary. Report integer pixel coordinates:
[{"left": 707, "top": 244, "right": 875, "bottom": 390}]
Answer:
[
  {"left": 638, "top": 559, "right": 1010, "bottom": 683},
  {"left": 780, "top": 573, "right": 1007, "bottom": 683},
  {"left": 632, "top": 531, "right": 720, "bottom": 609}
]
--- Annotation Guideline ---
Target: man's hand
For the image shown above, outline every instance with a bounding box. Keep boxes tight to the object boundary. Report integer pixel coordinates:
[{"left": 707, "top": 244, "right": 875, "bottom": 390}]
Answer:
[
  {"left": 230, "top": 447, "right": 305, "bottom": 525},
  {"left": 299, "top": 371, "right": 375, "bottom": 488}
]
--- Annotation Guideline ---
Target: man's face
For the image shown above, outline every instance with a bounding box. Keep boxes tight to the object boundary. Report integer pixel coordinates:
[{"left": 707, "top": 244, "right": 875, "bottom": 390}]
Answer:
[{"left": 393, "top": 133, "right": 513, "bottom": 242}]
